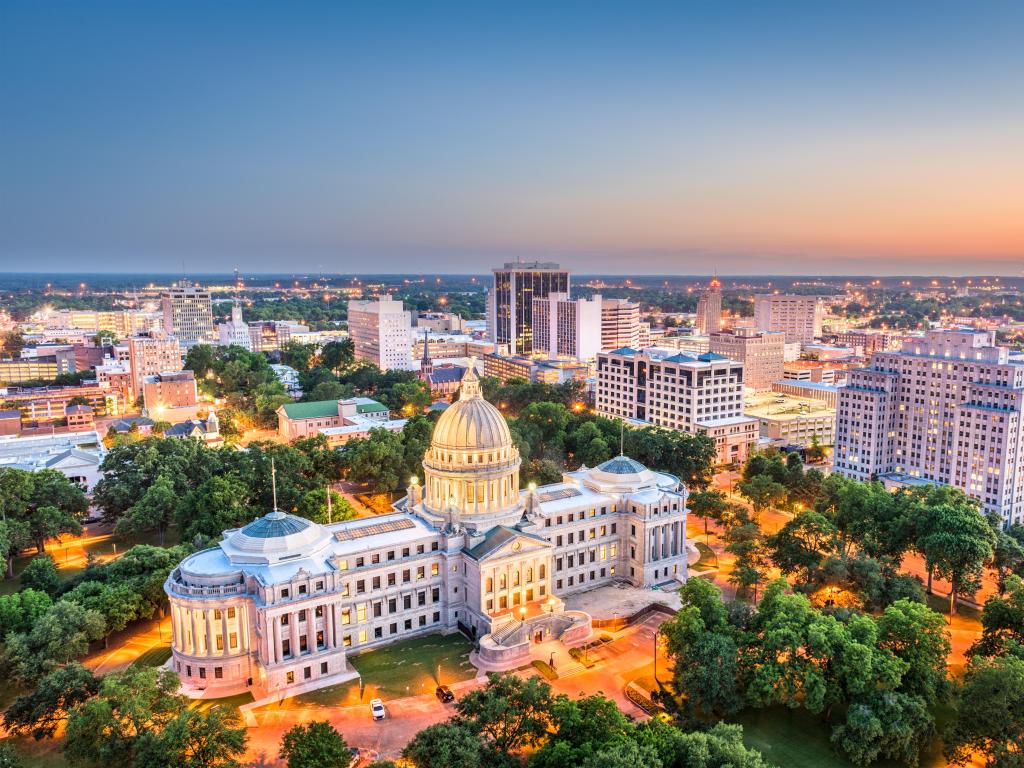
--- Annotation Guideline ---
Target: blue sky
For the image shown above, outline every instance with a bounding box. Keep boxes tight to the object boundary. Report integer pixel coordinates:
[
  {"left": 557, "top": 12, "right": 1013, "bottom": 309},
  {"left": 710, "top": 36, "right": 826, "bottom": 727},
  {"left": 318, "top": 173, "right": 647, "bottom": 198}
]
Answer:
[{"left": 1, "top": 1, "right": 1022, "bottom": 275}]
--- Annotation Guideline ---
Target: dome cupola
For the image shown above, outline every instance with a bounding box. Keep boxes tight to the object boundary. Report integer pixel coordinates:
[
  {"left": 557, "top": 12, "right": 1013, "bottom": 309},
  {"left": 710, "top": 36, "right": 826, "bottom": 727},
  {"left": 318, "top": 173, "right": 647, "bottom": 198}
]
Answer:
[{"left": 421, "top": 367, "right": 521, "bottom": 524}]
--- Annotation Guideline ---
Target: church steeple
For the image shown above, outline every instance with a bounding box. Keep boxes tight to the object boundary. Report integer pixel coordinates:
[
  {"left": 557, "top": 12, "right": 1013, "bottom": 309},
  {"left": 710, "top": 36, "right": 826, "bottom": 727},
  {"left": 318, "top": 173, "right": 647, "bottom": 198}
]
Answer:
[{"left": 419, "top": 328, "right": 434, "bottom": 381}]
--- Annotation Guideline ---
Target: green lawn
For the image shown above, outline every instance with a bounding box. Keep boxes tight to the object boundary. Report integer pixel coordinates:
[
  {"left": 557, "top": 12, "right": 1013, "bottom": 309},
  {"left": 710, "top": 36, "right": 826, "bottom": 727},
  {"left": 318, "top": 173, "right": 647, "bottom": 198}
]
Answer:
[
  {"left": 733, "top": 706, "right": 953, "bottom": 768},
  {"left": 292, "top": 633, "right": 475, "bottom": 707},
  {"left": 691, "top": 542, "right": 719, "bottom": 572},
  {"left": 190, "top": 691, "right": 254, "bottom": 713},
  {"left": 130, "top": 643, "right": 173, "bottom": 669}
]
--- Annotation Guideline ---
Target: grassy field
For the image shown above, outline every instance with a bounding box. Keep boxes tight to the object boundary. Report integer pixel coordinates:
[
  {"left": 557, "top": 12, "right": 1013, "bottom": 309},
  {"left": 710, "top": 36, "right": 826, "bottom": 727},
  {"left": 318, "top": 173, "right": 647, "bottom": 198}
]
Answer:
[
  {"left": 292, "top": 633, "right": 476, "bottom": 707},
  {"left": 691, "top": 542, "right": 719, "bottom": 572},
  {"left": 733, "top": 705, "right": 954, "bottom": 768},
  {"left": 130, "top": 643, "right": 173, "bottom": 669}
]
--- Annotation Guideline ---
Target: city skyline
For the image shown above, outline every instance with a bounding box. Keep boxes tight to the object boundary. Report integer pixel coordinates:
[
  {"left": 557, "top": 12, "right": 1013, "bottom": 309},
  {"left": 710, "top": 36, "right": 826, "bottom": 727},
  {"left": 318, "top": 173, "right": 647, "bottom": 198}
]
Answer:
[{"left": 3, "top": 2, "right": 1023, "bottom": 275}]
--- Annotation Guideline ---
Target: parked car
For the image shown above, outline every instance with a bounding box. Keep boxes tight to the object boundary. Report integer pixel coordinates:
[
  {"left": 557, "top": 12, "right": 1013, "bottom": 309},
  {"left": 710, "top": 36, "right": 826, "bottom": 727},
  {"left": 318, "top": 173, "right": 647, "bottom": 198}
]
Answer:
[
  {"left": 370, "top": 698, "right": 386, "bottom": 720},
  {"left": 435, "top": 685, "right": 455, "bottom": 703},
  {"left": 348, "top": 746, "right": 362, "bottom": 765}
]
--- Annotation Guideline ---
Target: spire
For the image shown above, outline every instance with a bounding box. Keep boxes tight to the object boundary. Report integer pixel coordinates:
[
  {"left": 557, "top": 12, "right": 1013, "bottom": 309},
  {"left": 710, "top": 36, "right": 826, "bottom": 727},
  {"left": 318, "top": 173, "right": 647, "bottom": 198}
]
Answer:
[
  {"left": 709, "top": 269, "right": 721, "bottom": 290},
  {"left": 420, "top": 328, "right": 434, "bottom": 380}
]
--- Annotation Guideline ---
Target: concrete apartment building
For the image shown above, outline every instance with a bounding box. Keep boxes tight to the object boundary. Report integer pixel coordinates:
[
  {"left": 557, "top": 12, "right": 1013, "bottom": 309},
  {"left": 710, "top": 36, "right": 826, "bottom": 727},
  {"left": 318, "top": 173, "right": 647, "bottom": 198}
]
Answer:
[
  {"left": 754, "top": 294, "right": 824, "bottom": 343},
  {"left": 695, "top": 276, "right": 723, "bottom": 335},
  {"left": 600, "top": 298, "right": 641, "bottom": 351},
  {"left": 127, "top": 332, "right": 184, "bottom": 397},
  {"left": 161, "top": 281, "right": 216, "bottom": 347},
  {"left": 708, "top": 326, "right": 785, "bottom": 392},
  {"left": 142, "top": 371, "right": 200, "bottom": 422},
  {"left": 348, "top": 296, "right": 414, "bottom": 371},
  {"left": 531, "top": 293, "right": 602, "bottom": 361},
  {"left": 596, "top": 347, "right": 758, "bottom": 465},
  {"left": 488, "top": 262, "right": 570, "bottom": 356},
  {"left": 833, "top": 329, "right": 1024, "bottom": 525}
]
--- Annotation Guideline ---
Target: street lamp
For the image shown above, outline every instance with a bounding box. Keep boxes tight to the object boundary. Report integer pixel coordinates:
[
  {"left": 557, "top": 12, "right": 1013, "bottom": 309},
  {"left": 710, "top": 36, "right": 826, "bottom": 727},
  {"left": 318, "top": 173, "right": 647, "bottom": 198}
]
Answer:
[{"left": 519, "top": 606, "right": 527, "bottom": 625}]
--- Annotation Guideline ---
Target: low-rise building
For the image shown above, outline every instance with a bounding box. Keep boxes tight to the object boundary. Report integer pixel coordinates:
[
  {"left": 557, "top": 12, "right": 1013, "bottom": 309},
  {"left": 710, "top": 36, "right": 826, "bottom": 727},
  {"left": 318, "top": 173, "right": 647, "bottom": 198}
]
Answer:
[
  {"left": 771, "top": 380, "right": 840, "bottom": 408},
  {"left": 65, "top": 404, "right": 96, "bottom": 432},
  {"left": 0, "top": 382, "right": 126, "bottom": 423},
  {"left": 165, "top": 413, "right": 222, "bottom": 444},
  {"left": 0, "top": 431, "right": 106, "bottom": 490},
  {"left": 142, "top": 371, "right": 199, "bottom": 422},
  {"left": 744, "top": 391, "right": 836, "bottom": 448},
  {"left": 277, "top": 397, "right": 400, "bottom": 445}
]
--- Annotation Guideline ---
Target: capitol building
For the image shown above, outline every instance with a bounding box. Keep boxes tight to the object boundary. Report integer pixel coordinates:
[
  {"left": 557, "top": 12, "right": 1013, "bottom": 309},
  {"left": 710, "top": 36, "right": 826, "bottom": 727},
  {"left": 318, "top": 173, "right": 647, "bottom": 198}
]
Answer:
[{"left": 165, "top": 368, "right": 690, "bottom": 698}]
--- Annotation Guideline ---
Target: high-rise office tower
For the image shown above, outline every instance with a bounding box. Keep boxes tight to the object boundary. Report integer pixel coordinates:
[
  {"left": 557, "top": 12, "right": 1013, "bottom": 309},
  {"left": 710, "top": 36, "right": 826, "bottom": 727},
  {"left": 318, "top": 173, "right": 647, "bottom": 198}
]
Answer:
[
  {"left": 161, "top": 280, "right": 216, "bottom": 347},
  {"left": 348, "top": 295, "right": 414, "bottom": 370},
  {"left": 695, "top": 276, "right": 722, "bottom": 334},
  {"left": 531, "top": 293, "right": 602, "bottom": 360},
  {"left": 753, "top": 294, "right": 823, "bottom": 343},
  {"left": 600, "top": 298, "right": 641, "bottom": 350},
  {"left": 834, "top": 329, "right": 1024, "bottom": 525},
  {"left": 488, "top": 262, "right": 570, "bottom": 355}
]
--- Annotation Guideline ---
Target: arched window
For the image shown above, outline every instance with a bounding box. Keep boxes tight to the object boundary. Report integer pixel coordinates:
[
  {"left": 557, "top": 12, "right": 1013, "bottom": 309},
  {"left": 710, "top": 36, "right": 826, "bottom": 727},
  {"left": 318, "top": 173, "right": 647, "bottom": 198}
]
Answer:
[
  {"left": 539, "top": 564, "right": 546, "bottom": 579},
  {"left": 513, "top": 570, "right": 521, "bottom": 587},
  {"left": 526, "top": 567, "right": 533, "bottom": 583},
  {"left": 486, "top": 577, "right": 493, "bottom": 593},
  {"left": 499, "top": 574, "right": 507, "bottom": 590}
]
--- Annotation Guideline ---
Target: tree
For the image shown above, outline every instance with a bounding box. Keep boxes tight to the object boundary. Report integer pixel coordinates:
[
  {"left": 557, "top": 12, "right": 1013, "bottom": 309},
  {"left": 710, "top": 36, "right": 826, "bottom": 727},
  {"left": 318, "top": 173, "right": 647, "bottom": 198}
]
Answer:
[
  {"left": 636, "top": 720, "right": 772, "bottom": 768},
  {"left": 402, "top": 721, "right": 484, "bottom": 768},
  {"left": 529, "top": 694, "right": 632, "bottom": 768},
  {"left": 0, "top": 517, "right": 31, "bottom": 578},
  {"left": 3, "top": 663, "right": 99, "bottom": 739},
  {"left": 279, "top": 721, "right": 351, "bottom": 768},
  {"left": 737, "top": 475, "right": 787, "bottom": 516},
  {"left": 524, "top": 459, "right": 563, "bottom": 486},
  {"left": 455, "top": 672, "right": 552, "bottom": 755},
  {"left": 116, "top": 473, "right": 178, "bottom": 546},
  {"left": 831, "top": 691, "right": 934, "bottom": 767},
  {"left": 63, "top": 666, "right": 182, "bottom": 768},
  {"left": 945, "top": 653, "right": 1024, "bottom": 768},
  {"left": 280, "top": 341, "right": 317, "bottom": 373},
  {"left": 687, "top": 489, "right": 729, "bottom": 547},
  {"left": 143, "top": 705, "right": 247, "bottom": 768},
  {"left": 341, "top": 428, "right": 405, "bottom": 491},
  {"left": 0, "top": 587, "right": 53, "bottom": 636},
  {"left": 920, "top": 501, "right": 996, "bottom": 614},
  {"left": 0, "top": 743, "right": 24, "bottom": 768},
  {"left": 765, "top": 511, "right": 836, "bottom": 584},
  {"left": 320, "top": 339, "right": 355, "bottom": 372},
  {"left": 20, "top": 554, "right": 60, "bottom": 595},
  {"left": 724, "top": 510, "right": 768, "bottom": 602},
  {"left": 991, "top": 530, "right": 1024, "bottom": 595},
  {"left": 3, "top": 600, "right": 106, "bottom": 683},
  {"left": 177, "top": 475, "right": 256, "bottom": 540},
  {"left": 876, "top": 599, "right": 951, "bottom": 705},
  {"left": 660, "top": 604, "right": 741, "bottom": 723},
  {"left": 970, "top": 574, "right": 1024, "bottom": 659}
]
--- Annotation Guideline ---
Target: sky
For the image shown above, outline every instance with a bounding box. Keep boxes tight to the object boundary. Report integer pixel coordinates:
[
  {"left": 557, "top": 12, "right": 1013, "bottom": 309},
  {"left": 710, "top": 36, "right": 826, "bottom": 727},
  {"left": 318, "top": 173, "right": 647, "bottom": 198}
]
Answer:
[{"left": 1, "top": 1, "right": 1022, "bottom": 276}]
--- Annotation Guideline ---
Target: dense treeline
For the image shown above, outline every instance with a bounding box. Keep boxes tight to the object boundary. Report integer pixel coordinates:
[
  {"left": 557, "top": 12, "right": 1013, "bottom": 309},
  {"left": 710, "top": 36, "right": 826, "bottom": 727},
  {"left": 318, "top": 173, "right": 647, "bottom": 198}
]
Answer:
[{"left": 93, "top": 434, "right": 352, "bottom": 543}]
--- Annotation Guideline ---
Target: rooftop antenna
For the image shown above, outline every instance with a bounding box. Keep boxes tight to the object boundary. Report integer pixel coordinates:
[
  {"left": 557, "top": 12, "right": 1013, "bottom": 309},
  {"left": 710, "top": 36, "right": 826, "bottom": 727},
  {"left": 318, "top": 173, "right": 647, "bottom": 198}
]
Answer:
[
  {"left": 326, "top": 484, "right": 333, "bottom": 524},
  {"left": 271, "top": 459, "right": 278, "bottom": 512},
  {"left": 619, "top": 419, "right": 625, "bottom": 456}
]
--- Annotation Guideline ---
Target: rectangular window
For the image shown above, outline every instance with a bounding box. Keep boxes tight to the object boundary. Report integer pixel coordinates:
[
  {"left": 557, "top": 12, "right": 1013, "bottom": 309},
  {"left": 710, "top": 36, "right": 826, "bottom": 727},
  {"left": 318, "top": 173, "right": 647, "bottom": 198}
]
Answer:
[
  {"left": 358, "top": 630, "right": 368, "bottom": 644},
  {"left": 321, "top": 662, "right": 328, "bottom": 674},
  {"left": 357, "top": 604, "right": 367, "bottom": 622}
]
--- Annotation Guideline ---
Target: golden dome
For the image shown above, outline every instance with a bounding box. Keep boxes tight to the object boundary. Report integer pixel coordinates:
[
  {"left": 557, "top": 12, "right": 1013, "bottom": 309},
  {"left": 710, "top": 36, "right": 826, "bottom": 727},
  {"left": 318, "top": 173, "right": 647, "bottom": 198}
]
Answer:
[{"left": 430, "top": 368, "right": 513, "bottom": 453}]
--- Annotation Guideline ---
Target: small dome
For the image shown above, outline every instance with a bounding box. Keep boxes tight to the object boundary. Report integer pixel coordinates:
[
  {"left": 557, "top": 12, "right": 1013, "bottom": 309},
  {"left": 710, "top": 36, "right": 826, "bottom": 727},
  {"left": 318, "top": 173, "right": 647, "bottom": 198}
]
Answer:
[
  {"left": 239, "top": 510, "right": 311, "bottom": 539},
  {"left": 430, "top": 368, "right": 513, "bottom": 453},
  {"left": 225, "top": 510, "right": 328, "bottom": 563},
  {"left": 596, "top": 456, "right": 649, "bottom": 475}
]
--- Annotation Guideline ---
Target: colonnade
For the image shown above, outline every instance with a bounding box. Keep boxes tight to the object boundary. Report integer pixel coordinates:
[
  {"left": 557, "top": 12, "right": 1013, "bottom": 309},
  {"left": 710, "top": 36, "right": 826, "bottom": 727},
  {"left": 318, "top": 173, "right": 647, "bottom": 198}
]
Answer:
[
  {"left": 265, "top": 601, "right": 341, "bottom": 665},
  {"left": 172, "top": 602, "right": 249, "bottom": 657},
  {"left": 648, "top": 520, "right": 684, "bottom": 561}
]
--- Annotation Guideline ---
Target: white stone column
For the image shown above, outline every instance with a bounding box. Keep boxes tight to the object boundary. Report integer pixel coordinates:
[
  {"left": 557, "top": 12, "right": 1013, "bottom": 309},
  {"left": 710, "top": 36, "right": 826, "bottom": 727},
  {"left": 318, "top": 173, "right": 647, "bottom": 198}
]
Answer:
[
  {"left": 241, "top": 605, "right": 250, "bottom": 652},
  {"left": 171, "top": 605, "right": 181, "bottom": 650},
  {"left": 222, "top": 610, "right": 230, "bottom": 656},
  {"left": 190, "top": 608, "right": 199, "bottom": 655},
  {"left": 205, "top": 609, "right": 215, "bottom": 657},
  {"left": 326, "top": 604, "right": 335, "bottom": 648},
  {"left": 272, "top": 615, "right": 282, "bottom": 663},
  {"left": 289, "top": 611, "right": 300, "bottom": 658}
]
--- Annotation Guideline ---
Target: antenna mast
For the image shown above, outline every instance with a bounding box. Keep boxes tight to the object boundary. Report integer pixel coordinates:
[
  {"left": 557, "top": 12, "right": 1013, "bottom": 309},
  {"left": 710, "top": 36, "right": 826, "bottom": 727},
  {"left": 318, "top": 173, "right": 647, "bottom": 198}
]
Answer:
[{"left": 271, "top": 459, "right": 278, "bottom": 511}]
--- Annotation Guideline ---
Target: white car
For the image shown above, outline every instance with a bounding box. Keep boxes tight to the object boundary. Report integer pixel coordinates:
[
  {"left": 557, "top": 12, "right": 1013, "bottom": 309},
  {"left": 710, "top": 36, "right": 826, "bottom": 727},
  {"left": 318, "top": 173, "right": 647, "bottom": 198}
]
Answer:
[{"left": 370, "top": 698, "right": 386, "bottom": 720}]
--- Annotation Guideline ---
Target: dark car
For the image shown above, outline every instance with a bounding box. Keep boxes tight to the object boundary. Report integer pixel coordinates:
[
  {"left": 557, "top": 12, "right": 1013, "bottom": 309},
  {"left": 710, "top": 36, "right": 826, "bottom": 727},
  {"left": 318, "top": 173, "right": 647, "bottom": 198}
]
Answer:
[{"left": 435, "top": 685, "right": 455, "bottom": 703}]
